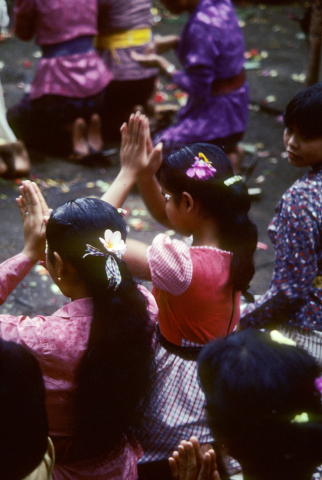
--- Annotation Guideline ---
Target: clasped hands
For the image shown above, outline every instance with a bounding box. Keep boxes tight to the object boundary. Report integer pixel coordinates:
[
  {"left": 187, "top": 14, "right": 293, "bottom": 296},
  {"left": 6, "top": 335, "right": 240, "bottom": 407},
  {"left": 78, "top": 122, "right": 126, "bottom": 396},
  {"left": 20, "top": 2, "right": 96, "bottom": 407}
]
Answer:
[{"left": 169, "top": 437, "right": 220, "bottom": 480}]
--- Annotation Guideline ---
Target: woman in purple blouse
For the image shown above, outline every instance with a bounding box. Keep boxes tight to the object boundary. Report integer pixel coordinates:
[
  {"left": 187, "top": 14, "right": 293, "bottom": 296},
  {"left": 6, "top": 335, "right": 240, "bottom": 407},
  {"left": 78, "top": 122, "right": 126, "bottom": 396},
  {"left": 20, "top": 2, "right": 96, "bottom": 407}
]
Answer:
[
  {"left": 7, "top": 0, "right": 112, "bottom": 160},
  {"left": 133, "top": 0, "right": 249, "bottom": 171}
]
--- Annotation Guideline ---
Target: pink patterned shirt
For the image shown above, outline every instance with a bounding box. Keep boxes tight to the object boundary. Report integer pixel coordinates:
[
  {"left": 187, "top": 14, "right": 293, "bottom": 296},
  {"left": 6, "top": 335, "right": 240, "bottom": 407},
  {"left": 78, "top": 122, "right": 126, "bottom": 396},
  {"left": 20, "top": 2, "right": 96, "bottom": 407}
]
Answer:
[
  {"left": 14, "top": 0, "right": 112, "bottom": 99},
  {"left": 0, "top": 253, "right": 158, "bottom": 479}
]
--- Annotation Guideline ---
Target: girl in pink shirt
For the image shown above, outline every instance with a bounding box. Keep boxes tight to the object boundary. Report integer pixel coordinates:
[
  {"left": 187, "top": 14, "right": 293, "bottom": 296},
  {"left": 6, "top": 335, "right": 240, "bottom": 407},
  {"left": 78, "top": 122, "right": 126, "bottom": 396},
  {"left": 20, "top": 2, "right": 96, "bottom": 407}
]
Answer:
[
  {"left": 0, "top": 181, "right": 158, "bottom": 479},
  {"left": 101, "top": 113, "right": 258, "bottom": 471}
]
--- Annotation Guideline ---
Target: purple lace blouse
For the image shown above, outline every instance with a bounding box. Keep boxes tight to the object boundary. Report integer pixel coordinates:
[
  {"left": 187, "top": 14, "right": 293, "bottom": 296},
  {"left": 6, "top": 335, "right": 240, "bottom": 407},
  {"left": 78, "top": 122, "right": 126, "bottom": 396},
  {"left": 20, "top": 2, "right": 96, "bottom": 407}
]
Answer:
[{"left": 155, "top": 0, "right": 249, "bottom": 147}]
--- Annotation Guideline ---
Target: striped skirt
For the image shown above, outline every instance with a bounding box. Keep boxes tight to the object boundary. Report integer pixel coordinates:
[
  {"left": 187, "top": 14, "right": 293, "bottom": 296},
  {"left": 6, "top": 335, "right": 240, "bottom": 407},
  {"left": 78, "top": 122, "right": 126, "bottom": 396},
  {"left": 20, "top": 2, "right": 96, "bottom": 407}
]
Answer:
[{"left": 138, "top": 343, "right": 213, "bottom": 463}]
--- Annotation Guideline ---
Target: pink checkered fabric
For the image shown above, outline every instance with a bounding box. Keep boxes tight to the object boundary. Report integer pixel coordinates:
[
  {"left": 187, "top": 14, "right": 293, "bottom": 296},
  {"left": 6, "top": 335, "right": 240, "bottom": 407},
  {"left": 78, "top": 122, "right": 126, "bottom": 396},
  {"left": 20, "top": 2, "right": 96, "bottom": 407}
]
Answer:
[
  {"left": 146, "top": 234, "right": 193, "bottom": 295},
  {"left": 138, "top": 344, "right": 213, "bottom": 463}
]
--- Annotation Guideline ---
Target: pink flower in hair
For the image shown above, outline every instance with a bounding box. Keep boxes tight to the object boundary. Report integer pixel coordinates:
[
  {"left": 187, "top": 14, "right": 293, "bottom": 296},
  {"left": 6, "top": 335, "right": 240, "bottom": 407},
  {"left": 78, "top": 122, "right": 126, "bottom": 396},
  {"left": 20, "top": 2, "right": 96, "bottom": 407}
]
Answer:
[
  {"left": 314, "top": 377, "right": 322, "bottom": 394},
  {"left": 186, "top": 153, "right": 217, "bottom": 181}
]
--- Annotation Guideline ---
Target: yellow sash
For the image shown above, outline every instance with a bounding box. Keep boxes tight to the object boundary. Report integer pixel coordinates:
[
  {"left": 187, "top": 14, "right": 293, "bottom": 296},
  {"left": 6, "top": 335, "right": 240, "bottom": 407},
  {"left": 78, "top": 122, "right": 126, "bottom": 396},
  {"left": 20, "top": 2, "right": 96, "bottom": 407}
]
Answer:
[{"left": 95, "top": 28, "right": 152, "bottom": 50}]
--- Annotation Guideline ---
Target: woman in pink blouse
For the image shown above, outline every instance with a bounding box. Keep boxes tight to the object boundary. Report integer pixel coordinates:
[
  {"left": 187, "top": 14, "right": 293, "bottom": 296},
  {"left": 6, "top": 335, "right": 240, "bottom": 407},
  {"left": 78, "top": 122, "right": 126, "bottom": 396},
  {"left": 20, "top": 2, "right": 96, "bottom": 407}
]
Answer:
[
  {"left": 0, "top": 181, "right": 158, "bottom": 479},
  {"left": 7, "top": 0, "right": 112, "bottom": 160}
]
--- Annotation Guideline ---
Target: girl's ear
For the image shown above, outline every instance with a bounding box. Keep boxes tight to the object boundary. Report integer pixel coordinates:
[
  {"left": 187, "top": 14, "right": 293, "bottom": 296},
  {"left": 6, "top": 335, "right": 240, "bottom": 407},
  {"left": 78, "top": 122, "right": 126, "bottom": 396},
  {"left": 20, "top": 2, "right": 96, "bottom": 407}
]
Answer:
[
  {"left": 182, "top": 191, "right": 195, "bottom": 213},
  {"left": 53, "top": 251, "right": 64, "bottom": 278}
]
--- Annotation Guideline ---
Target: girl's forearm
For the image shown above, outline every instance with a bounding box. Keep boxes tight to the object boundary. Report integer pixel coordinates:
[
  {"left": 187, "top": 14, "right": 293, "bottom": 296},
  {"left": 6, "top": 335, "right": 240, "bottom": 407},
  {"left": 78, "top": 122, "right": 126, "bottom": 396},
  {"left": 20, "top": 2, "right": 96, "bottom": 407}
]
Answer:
[{"left": 101, "top": 169, "right": 137, "bottom": 208}]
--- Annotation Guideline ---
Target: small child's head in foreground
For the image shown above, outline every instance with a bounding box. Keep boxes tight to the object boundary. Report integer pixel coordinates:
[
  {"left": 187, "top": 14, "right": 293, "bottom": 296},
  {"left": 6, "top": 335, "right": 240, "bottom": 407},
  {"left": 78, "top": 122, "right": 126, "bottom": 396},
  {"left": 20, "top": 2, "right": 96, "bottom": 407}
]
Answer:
[
  {"left": 158, "top": 143, "right": 258, "bottom": 295},
  {"left": 283, "top": 82, "right": 322, "bottom": 168},
  {"left": 0, "top": 339, "right": 48, "bottom": 480},
  {"left": 198, "top": 329, "right": 322, "bottom": 480}
]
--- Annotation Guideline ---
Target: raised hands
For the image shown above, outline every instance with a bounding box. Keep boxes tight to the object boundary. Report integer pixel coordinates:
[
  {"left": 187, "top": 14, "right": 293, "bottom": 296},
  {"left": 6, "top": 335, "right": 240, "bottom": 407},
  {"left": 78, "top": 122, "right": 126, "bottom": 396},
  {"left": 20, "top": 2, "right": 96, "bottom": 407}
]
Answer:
[
  {"left": 120, "top": 111, "right": 162, "bottom": 179},
  {"left": 16, "top": 180, "right": 50, "bottom": 264},
  {"left": 169, "top": 437, "right": 220, "bottom": 480},
  {"left": 101, "top": 112, "right": 162, "bottom": 208}
]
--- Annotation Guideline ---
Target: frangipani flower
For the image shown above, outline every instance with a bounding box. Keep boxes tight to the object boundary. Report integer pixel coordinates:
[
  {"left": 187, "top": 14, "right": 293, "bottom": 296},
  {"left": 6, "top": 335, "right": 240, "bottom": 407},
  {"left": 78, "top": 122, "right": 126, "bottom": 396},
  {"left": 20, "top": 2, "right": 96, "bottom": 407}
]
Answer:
[
  {"left": 186, "top": 154, "right": 217, "bottom": 181},
  {"left": 99, "top": 230, "right": 127, "bottom": 255}
]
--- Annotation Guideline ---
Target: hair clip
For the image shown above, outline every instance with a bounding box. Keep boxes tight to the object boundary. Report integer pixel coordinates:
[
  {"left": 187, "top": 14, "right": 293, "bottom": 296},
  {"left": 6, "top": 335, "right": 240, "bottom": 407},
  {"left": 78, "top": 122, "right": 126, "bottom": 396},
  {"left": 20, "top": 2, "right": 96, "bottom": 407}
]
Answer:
[
  {"left": 117, "top": 208, "right": 127, "bottom": 217},
  {"left": 223, "top": 175, "right": 243, "bottom": 187},
  {"left": 186, "top": 152, "right": 217, "bottom": 181},
  {"left": 270, "top": 330, "right": 296, "bottom": 346},
  {"left": 314, "top": 377, "right": 322, "bottom": 394},
  {"left": 291, "top": 412, "right": 309, "bottom": 423},
  {"left": 83, "top": 230, "right": 127, "bottom": 290}
]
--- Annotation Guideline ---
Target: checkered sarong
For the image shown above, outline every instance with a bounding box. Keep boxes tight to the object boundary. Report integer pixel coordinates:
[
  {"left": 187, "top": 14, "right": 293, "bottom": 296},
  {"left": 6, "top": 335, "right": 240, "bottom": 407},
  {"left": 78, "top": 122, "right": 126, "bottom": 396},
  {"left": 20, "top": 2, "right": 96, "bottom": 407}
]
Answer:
[{"left": 138, "top": 343, "right": 213, "bottom": 463}]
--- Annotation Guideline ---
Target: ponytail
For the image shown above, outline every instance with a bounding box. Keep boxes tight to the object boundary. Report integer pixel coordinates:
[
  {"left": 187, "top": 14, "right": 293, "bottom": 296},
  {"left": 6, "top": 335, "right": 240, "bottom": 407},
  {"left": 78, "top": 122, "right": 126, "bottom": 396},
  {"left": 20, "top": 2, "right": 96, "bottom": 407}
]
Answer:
[{"left": 46, "top": 198, "right": 156, "bottom": 460}]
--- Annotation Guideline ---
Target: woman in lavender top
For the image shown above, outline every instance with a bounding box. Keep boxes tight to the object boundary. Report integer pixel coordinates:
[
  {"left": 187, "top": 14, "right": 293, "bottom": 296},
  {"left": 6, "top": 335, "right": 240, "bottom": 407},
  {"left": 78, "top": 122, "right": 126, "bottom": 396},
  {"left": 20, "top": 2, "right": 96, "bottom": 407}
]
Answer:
[
  {"left": 133, "top": 0, "right": 249, "bottom": 170},
  {"left": 7, "top": 0, "right": 112, "bottom": 159},
  {"left": 97, "top": 0, "right": 158, "bottom": 140}
]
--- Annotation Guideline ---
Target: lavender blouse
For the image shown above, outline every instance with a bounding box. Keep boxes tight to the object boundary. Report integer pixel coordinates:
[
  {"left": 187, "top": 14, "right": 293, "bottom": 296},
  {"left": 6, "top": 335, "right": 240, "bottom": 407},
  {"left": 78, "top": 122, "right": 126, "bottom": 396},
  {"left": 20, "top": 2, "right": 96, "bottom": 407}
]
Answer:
[
  {"left": 14, "top": 0, "right": 112, "bottom": 100},
  {"left": 97, "top": 0, "right": 158, "bottom": 81},
  {"left": 155, "top": 0, "right": 249, "bottom": 147}
]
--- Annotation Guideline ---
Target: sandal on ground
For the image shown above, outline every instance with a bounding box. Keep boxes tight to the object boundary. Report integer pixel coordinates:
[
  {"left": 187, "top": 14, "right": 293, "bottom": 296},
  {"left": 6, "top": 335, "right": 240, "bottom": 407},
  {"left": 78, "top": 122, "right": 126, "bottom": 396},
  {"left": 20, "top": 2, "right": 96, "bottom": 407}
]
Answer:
[{"left": 240, "top": 153, "right": 259, "bottom": 181}]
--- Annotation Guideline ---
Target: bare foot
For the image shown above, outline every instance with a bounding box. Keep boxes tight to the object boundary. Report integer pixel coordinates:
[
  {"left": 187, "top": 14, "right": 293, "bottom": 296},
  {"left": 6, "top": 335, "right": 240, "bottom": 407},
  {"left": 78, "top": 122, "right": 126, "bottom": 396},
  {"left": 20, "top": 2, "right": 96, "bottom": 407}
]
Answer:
[
  {"left": 70, "top": 117, "right": 89, "bottom": 160},
  {"left": 227, "top": 145, "right": 244, "bottom": 174},
  {"left": 88, "top": 114, "right": 103, "bottom": 153},
  {"left": 0, "top": 141, "right": 30, "bottom": 177},
  {"left": 11, "top": 141, "right": 30, "bottom": 177}
]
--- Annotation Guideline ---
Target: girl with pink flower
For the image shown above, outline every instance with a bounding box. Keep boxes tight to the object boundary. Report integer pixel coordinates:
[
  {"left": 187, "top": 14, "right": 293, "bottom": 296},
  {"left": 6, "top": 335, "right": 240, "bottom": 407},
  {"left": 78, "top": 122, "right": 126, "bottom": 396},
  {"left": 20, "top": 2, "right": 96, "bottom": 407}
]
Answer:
[{"left": 101, "top": 112, "right": 258, "bottom": 477}]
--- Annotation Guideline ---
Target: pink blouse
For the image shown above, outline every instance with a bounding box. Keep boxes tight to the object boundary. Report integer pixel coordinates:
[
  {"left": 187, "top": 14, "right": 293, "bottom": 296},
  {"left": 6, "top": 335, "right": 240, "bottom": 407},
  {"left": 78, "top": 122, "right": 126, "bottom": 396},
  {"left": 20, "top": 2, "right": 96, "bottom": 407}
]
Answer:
[
  {"left": 14, "top": 0, "right": 112, "bottom": 99},
  {"left": 0, "top": 253, "right": 158, "bottom": 479}
]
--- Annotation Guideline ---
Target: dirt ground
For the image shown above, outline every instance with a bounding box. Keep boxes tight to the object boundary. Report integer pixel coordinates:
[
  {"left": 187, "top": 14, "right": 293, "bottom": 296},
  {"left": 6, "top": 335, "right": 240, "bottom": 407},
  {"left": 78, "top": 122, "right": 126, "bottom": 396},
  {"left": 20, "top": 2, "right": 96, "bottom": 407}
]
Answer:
[{"left": 0, "top": 2, "right": 313, "bottom": 317}]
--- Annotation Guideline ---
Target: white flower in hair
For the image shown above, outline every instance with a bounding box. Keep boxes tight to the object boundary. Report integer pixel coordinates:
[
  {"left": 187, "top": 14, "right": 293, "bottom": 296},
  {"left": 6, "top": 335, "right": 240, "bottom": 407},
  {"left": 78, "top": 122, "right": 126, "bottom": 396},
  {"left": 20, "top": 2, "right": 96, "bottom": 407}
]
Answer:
[{"left": 99, "top": 229, "right": 127, "bottom": 255}]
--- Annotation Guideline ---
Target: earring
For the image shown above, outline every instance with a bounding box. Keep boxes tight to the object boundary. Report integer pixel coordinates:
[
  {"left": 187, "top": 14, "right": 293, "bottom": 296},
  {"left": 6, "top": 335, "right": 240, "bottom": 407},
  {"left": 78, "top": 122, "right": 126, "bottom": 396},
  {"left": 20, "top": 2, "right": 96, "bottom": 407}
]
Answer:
[{"left": 57, "top": 277, "right": 61, "bottom": 281}]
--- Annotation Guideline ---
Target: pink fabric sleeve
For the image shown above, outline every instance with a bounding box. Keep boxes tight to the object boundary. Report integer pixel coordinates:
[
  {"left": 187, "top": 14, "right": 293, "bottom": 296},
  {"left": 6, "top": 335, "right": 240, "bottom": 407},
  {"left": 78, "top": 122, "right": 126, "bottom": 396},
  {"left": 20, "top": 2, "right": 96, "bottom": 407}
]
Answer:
[
  {"left": 137, "top": 285, "right": 159, "bottom": 325},
  {"left": 0, "top": 253, "right": 34, "bottom": 305},
  {"left": 146, "top": 234, "right": 193, "bottom": 295},
  {"left": 0, "top": 254, "right": 45, "bottom": 353}
]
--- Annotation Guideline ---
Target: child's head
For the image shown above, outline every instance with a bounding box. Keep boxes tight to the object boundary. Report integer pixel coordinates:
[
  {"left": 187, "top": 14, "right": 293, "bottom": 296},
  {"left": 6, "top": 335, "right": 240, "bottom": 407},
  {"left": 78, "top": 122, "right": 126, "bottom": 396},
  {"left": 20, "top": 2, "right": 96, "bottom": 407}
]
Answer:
[
  {"left": 158, "top": 143, "right": 258, "bottom": 295},
  {"left": 46, "top": 197, "right": 128, "bottom": 290},
  {"left": 0, "top": 339, "right": 48, "bottom": 480},
  {"left": 46, "top": 198, "right": 156, "bottom": 461},
  {"left": 198, "top": 329, "right": 322, "bottom": 480},
  {"left": 283, "top": 83, "right": 322, "bottom": 168},
  {"left": 284, "top": 82, "right": 322, "bottom": 138}
]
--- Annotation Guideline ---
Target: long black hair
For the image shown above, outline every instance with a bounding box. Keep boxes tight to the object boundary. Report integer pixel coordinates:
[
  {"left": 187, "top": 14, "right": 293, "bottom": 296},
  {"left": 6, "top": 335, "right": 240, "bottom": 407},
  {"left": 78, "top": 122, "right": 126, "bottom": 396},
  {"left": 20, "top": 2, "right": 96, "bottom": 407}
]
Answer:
[
  {"left": 158, "top": 143, "right": 258, "bottom": 295},
  {"left": 198, "top": 329, "right": 322, "bottom": 480},
  {"left": 46, "top": 198, "right": 156, "bottom": 460},
  {"left": 0, "top": 340, "right": 48, "bottom": 480},
  {"left": 284, "top": 82, "right": 322, "bottom": 138}
]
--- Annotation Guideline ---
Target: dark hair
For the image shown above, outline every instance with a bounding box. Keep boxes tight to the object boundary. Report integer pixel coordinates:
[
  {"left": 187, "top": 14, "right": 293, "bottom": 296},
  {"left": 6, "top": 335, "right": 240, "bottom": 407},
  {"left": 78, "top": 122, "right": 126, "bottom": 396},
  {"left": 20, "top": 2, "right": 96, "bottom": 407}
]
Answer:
[
  {"left": 46, "top": 198, "right": 156, "bottom": 460},
  {"left": 198, "top": 329, "right": 322, "bottom": 479},
  {"left": 0, "top": 339, "right": 48, "bottom": 480},
  {"left": 284, "top": 82, "right": 322, "bottom": 138},
  {"left": 158, "top": 143, "right": 257, "bottom": 295}
]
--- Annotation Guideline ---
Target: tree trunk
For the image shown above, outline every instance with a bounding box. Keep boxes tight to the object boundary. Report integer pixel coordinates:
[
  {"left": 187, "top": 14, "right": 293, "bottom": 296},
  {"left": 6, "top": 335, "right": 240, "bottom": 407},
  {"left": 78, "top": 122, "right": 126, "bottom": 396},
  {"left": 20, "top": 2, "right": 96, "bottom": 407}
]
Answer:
[{"left": 306, "top": 0, "right": 322, "bottom": 86}]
